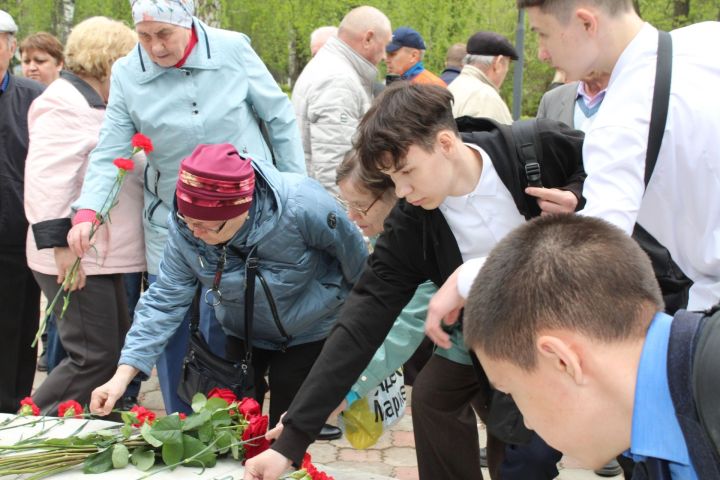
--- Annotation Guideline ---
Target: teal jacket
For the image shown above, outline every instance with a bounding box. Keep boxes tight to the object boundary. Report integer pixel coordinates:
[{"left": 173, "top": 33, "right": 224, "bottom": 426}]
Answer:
[
  {"left": 74, "top": 18, "right": 305, "bottom": 274},
  {"left": 347, "top": 281, "right": 472, "bottom": 404},
  {"left": 120, "top": 161, "right": 367, "bottom": 376}
]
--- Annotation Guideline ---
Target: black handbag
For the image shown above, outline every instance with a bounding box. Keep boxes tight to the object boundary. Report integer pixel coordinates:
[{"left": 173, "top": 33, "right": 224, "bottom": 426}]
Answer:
[{"left": 177, "top": 246, "right": 259, "bottom": 403}]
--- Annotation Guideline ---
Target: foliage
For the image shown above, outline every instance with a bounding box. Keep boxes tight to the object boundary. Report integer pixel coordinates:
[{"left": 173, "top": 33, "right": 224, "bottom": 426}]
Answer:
[{"left": 2, "top": 0, "right": 719, "bottom": 116}]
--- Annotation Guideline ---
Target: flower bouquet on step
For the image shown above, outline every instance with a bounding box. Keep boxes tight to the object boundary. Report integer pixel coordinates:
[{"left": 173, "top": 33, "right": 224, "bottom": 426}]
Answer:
[
  {"left": 32, "top": 133, "right": 154, "bottom": 348},
  {"left": 1, "top": 389, "right": 332, "bottom": 479}
]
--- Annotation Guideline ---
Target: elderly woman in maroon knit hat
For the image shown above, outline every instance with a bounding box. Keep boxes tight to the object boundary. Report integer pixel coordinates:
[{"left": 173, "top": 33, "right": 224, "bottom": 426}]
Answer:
[{"left": 90, "top": 143, "right": 367, "bottom": 432}]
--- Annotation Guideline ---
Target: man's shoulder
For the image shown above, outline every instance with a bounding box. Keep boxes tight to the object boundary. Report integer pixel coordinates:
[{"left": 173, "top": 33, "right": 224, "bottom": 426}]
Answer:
[{"left": 10, "top": 75, "right": 45, "bottom": 97}]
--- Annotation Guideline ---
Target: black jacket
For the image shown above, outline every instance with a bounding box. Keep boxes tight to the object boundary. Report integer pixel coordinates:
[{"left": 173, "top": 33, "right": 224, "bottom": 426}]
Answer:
[
  {"left": 0, "top": 74, "right": 44, "bottom": 249},
  {"left": 273, "top": 119, "right": 585, "bottom": 464}
]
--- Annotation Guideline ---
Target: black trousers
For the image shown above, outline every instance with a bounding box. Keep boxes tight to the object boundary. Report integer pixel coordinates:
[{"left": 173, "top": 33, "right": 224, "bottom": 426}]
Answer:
[
  {"left": 412, "top": 355, "right": 506, "bottom": 479},
  {"left": 32, "top": 272, "right": 130, "bottom": 414},
  {"left": 0, "top": 250, "right": 40, "bottom": 413},
  {"left": 227, "top": 337, "right": 325, "bottom": 427}
]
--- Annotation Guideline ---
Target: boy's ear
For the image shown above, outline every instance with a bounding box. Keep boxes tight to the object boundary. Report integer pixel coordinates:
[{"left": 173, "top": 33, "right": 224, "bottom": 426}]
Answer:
[
  {"left": 436, "top": 129, "right": 457, "bottom": 154},
  {"left": 536, "top": 335, "right": 585, "bottom": 385},
  {"left": 575, "top": 8, "right": 599, "bottom": 36}
]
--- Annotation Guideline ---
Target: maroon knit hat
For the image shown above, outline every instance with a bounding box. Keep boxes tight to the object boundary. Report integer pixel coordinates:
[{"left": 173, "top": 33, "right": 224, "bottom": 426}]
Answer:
[{"left": 176, "top": 144, "right": 255, "bottom": 221}]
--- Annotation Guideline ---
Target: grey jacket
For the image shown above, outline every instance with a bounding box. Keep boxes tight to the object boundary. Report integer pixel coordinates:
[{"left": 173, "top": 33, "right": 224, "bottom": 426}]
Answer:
[
  {"left": 291, "top": 36, "right": 377, "bottom": 194},
  {"left": 536, "top": 81, "right": 579, "bottom": 127}
]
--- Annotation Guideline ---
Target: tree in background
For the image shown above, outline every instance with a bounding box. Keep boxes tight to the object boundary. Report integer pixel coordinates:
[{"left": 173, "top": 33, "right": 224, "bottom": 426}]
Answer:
[{"left": 2, "top": 0, "right": 719, "bottom": 115}]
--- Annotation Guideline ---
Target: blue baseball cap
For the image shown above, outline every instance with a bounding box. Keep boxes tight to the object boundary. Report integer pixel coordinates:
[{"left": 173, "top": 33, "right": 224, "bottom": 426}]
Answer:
[{"left": 386, "top": 27, "right": 426, "bottom": 53}]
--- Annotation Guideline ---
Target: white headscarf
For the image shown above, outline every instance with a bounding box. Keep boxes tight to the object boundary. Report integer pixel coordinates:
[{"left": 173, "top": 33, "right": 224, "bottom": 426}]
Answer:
[{"left": 130, "top": 0, "right": 195, "bottom": 28}]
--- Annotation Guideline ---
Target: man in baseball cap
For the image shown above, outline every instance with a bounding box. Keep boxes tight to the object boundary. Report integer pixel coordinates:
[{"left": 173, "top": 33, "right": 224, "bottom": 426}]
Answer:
[
  {"left": 448, "top": 30, "right": 519, "bottom": 123},
  {"left": 0, "top": 9, "right": 45, "bottom": 413},
  {"left": 385, "top": 26, "right": 445, "bottom": 86}
]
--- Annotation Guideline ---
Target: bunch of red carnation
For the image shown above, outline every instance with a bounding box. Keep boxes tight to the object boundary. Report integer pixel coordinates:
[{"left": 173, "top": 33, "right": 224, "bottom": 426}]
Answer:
[
  {"left": 302, "top": 453, "right": 335, "bottom": 480},
  {"left": 207, "top": 388, "right": 270, "bottom": 461}
]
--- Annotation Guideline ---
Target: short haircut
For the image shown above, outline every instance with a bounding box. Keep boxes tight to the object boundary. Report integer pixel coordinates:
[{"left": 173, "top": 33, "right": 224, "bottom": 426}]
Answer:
[
  {"left": 464, "top": 214, "right": 664, "bottom": 371},
  {"left": 336, "top": 149, "right": 395, "bottom": 199},
  {"left": 19, "top": 32, "right": 64, "bottom": 64},
  {"left": 516, "top": 0, "right": 634, "bottom": 22},
  {"left": 64, "top": 17, "right": 136, "bottom": 81},
  {"left": 354, "top": 82, "right": 458, "bottom": 173},
  {"left": 446, "top": 42, "right": 467, "bottom": 66}
]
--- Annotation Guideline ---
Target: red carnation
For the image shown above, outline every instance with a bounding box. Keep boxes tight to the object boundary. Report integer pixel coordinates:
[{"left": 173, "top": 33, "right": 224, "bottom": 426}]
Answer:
[
  {"left": 130, "top": 405, "right": 156, "bottom": 427},
  {"left": 238, "top": 397, "right": 261, "bottom": 420},
  {"left": 207, "top": 388, "right": 237, "bottom": 405},
  {"left": 302, "top": 453, "right": 334, "bottom": 480},
  {"left": 131, "top": 133, "right": 154, "bottom": 153},
  {"left": 58, "top": 400, "right": 83, "bottom": 419},
  {"left": 18, "top": 397, "right": 40, "bottom": 416},
  {"left": 178, "top": 412, "right": 187, "bottom": 420},
  {"left": 113, "top": 157, "right": 135, "bottom": 171},
  {"left": 241, "top": 414, "right": 270, "bottom": 461}
]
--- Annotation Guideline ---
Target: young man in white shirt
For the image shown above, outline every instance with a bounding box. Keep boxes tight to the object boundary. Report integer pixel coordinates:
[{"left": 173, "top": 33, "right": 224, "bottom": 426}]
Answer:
[
  {"left": 520, "top": 0, "right": 720, "bottom": 311},
  {"left": 245, "top": 83, "right": 585, "bottom": 480}
]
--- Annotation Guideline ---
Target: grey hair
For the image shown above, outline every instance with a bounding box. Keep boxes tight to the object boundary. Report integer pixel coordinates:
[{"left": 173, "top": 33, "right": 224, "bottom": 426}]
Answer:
[{"left": 464, "top": 53, "right": 494, "bottom": 68}]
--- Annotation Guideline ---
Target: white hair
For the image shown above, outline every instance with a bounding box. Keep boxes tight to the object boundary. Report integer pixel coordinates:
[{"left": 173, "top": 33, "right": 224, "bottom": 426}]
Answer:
[{"left": 464, "top": 53, "right": 494, "bottom": 68}]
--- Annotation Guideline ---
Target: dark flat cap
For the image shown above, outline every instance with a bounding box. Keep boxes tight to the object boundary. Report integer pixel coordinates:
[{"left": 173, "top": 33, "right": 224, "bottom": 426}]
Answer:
[{"left": 466, "top": 31, "right": 518, "bottom": 60}]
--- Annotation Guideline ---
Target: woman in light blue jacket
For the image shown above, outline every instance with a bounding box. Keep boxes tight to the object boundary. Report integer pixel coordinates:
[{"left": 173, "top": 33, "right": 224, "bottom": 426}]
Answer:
[
  {"left": 91, "top": 144, "right": 366, "bottom": 428},
  {"left": 68, "top": 0, "right": 306, "bottom": 414}
]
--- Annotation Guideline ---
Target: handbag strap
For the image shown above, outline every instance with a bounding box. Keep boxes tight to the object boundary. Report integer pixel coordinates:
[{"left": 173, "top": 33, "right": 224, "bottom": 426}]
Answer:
[
  {"left": 644, "top": 30, "right": 673, "bottom": 187},
  {"left": 243, "top": 245, "right": 259, "bottom": 363}
]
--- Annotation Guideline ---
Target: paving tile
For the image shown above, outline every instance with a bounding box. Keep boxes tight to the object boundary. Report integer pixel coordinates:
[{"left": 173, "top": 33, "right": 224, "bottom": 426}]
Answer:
[
  {"left": 381, "top": 447, "right": 418, "bottom": 467},
  {"left": 338, "top": 447, "right": 382, "bottom": 463},
  {"left": 393, "top": 466, "right": 420, "bottom": 480},
  {"left": 391, "top": 430, "right": 415, "bottom": 448}
]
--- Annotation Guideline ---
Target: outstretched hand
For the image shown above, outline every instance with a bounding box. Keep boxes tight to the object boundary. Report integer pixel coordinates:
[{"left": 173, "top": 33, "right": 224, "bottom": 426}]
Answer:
[{"left": 525, "top": 187, "right": 578, "bottom": 215}]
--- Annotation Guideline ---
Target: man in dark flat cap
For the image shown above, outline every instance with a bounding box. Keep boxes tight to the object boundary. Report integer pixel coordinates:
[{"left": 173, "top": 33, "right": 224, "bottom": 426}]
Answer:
[{"left": 448, "top": 31, "right": 518, "bottom": 123}]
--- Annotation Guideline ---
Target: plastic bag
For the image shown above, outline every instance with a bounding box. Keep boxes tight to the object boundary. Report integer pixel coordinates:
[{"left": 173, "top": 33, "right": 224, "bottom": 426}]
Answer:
[{"left": 339, "top": 368, "right": 406, "bottom": 449}]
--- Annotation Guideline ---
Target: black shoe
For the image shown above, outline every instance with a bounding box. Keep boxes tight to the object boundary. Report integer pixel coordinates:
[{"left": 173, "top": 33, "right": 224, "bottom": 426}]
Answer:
[
  {"left": 116, "top": 396, "right": 139, "bottom": 411},
  {"left": 594, "top": 459, "right": 623, "bottom": 477},
  {"left": 36, "top": 351, "right": 48, "bottom": 372},
  {"left": 480, "top": 446, "right": 488, "bottom": 468},
  {"left": 317, "top": 424, "right": 342, "bottom": 441}
]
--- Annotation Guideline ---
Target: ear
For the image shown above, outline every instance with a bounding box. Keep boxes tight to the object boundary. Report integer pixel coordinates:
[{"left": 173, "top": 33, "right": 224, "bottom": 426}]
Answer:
[
  {"left": 436, "top": 130, "right": 457, "bottom": 155},
  {"left": 575, "top": 8, "right": 598, "bottom": 36},
  {"left": 363, "top": 30, "right": 375, "bottom": 47},
  {"left": 493, "top": 55, "right": 505, "bottom": 71},
  {"left": 536, "top": 335, "right": 585, "bottom": 385}
]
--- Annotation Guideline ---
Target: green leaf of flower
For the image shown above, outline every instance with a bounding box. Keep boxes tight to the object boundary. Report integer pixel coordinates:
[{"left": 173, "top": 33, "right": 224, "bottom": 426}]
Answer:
[
  {"left": 83, "top": 447, "right": 114, "bottom": 474},
  {"left": 191, "top": 393, "right": 207, "bottom": 413},
  {"left": 210, "top": 409, "right": 231, "bottom": 427},
  {"left": 181, "top": 409, "right": 211, "bottom": 432},
  {"left": 205, "top": 397, "right": 229, "bottom": 413},
  {"left": 230, "top": 442, "right": 240, "bottom": 460},
  {"left": 161, "top": 438, "right": 183, "bottom": 467},
  {"left": 215, "top": 431, "right": 233, "bottom": 455},
  {"left": 198, "top": 421, "right": 214, "bottom": 443},
  {"left": 150, "top": 415, "right": 183, "bottom": 444},
  {"left": 131, "top": 447, "right": 156, "bottom": 471},
  {"left": 181, "top": 433, "right": 217, "bottom": 468},
  {"left": 111, "top": 443, "right": 129, "bottom": 469},
  {"left": 121, "top": 424, "right": 133, "bottom": 439},
  {"left": 141, "top": 422, "right": 163, "bottom": 448}
]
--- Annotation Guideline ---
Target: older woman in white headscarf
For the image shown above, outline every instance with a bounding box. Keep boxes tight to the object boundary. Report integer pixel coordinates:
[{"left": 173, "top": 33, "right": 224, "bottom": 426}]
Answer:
[{"left": 67, "top": 0, "right": 305, "bottom": 415}]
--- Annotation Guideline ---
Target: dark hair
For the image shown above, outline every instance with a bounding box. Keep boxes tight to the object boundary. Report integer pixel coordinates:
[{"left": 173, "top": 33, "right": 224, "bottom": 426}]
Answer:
[
  {"left": 516, "top": 0, "right": 634, "bottom": 20},
  {"left": 354, "top": 82, "right": 458, "bottom": 174},
  {"left": 335, "top": 149, "right": 395, "bottom": 199},
  {"left": 19, "top": 32, "right": 64, "bottom": 64},
  {"left": 464, "top": 214, "right": 663, "bottom": 371}
]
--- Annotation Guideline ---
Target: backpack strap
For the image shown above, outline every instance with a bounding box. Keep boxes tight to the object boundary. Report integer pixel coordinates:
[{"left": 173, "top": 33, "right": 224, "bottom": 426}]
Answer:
[
  {"left": 693, "top": 306, "right": 720, "bottom": 458},
  {"left": 643, "top": 30, "right": 673, "bottom": 186},
  {"left": 510, "top": 119, "right": 543, "bottom": 189},
  {"left": 667, "top": 310, "right": 720, "bottom": 476}
]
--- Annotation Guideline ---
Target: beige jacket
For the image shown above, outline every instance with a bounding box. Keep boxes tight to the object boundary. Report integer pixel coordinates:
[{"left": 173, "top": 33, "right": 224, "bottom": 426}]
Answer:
[
  {"left": 449, "top": 64, "right": 513, "bottom": 124},
  {"left": 291, "top": 36, "right": 377, "bottom": 194},
  {"left": 25, "top": 76, "right": 146, "bottom": 276}
]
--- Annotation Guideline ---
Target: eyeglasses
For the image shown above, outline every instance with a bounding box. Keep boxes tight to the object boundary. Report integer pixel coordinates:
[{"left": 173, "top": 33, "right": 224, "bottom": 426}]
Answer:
[
  {"left": 176, "top": 212, "right": 227, "bottom": 234},
  {"left": 335, "top": 194, "right": 382, "bottom": 217}
]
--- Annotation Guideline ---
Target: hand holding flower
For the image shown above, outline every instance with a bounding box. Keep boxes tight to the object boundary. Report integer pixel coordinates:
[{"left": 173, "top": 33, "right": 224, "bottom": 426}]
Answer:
[
  {"left": 54, "top": 247, "right": 86, "bottom": 291},
  {"left": 90, "top": 365, "right": 139, "bottom": 416}
]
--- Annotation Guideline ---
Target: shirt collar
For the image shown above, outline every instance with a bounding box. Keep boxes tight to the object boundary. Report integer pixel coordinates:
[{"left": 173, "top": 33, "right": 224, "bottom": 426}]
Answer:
[
  {"left": 610, "top": 22, "right": 656, "bottom": 90},
  {"left": 629, "top": 311, "right": 692, "bottom": 466},
  {"left": 401, "top": 61, "right": 425, "bottom": 80},
  {"left": 576, "top": 80, "right": 607, "bottom": 110},
  {"left": 0, "top": 71, "right": 9, "bottom": 93},
  {"left": 463, "top": 143, "right": 497, "bottom": 198}
]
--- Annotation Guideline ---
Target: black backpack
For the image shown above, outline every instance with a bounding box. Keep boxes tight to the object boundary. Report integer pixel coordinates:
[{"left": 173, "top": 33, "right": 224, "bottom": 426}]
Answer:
[{"left": 456, "top": 115, "right": 587, "bottom": 220}]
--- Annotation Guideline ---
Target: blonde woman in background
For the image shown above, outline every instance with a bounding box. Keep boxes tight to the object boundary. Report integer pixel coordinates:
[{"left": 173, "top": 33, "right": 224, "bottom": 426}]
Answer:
[{"left": 23, "top": 17, "right": 145, "bottom": 414}]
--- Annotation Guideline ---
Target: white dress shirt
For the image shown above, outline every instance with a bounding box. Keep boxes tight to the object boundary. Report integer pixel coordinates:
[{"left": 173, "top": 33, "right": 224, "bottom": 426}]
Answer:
[
  {"left": 580, "top": 22, "right": 720, "bottom": 310},
  {"left": 439, "top": 143, "right": 526, "bottom": 264}
]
